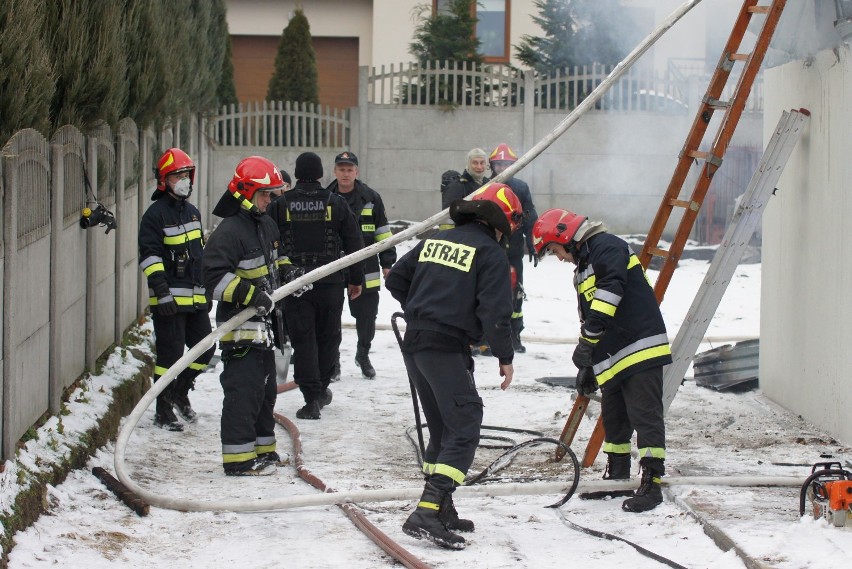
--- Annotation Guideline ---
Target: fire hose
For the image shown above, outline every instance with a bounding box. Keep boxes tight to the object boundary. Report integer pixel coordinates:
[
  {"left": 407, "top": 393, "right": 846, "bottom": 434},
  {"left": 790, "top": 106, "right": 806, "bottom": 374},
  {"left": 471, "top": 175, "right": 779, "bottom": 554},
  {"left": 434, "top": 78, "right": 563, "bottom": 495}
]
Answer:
[{"left": 114, "top": 0, "right": 711, "bottom": 513}]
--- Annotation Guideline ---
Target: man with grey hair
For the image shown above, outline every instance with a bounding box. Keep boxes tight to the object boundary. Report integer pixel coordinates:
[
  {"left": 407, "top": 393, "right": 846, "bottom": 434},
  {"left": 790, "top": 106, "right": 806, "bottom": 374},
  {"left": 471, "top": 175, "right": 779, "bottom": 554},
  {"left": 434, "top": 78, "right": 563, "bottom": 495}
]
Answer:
[{"left": 440, "top": 148, "right": 490, "bottom": 215}]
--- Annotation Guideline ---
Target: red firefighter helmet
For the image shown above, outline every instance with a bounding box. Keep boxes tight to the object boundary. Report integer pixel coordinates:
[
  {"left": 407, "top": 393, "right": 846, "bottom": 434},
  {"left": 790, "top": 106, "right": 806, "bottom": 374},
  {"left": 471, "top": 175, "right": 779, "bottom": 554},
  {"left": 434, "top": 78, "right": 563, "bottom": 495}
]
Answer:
[
  {"left": 155, "top": 148, "right": 195, "bottom": 193},
  {"left": 532, "top": 208, "right": 587, "bottom": 258},
  {"left": 469, "top": 182, "right": 523, "bottom": 234},
  {"left": 227, "top": 156, "right": 286, "bottom": 201},
  {"left": 489, "top": 143, "right": 518, "bottom": 165}
]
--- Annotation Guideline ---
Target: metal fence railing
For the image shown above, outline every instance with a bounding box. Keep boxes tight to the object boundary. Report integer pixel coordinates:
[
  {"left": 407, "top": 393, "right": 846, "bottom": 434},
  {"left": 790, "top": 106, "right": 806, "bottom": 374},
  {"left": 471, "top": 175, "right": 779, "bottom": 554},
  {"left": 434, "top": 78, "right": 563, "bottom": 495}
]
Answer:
[{"left": 213, "top": 100, "right": 350, "bottom": 148}]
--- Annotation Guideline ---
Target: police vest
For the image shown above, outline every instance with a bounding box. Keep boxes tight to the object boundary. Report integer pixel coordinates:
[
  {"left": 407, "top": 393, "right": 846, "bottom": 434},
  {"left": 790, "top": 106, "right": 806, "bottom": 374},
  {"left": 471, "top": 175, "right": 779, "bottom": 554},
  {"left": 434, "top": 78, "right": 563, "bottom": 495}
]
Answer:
[{"left": 280, "top": 190, "right": 342, "bottom": 268}]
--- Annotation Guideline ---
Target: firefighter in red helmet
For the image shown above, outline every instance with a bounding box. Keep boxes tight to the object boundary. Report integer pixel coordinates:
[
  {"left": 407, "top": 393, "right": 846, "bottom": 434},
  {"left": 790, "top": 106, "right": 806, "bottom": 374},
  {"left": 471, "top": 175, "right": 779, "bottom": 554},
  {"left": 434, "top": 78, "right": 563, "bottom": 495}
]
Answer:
[
  {"left": 533, "top": 208, "right": 672, "bottom": 512},
  {"left": 203, "top": 156, "right": 303, "bottom": 476},
  {"left": 139, "top": 148, "right": 214, "bottom": 432},
  {"left": 386, "top": 182, "right": 521, "bottom": 550}
]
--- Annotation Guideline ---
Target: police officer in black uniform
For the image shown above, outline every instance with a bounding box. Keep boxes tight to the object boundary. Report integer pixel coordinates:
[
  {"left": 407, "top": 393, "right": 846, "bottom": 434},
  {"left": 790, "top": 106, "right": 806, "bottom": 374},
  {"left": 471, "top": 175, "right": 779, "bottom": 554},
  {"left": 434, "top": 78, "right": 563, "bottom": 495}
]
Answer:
[
  {"left": 327, "top": 151, "right": 396, "bottom": 379},
  {"left": 267, "top": 152, "right": 364, "bottom": 420},
  {"left": 386, "top": 183, "right": 523, "bottom": 550},
  {"left": 139, "top": 148, "right": 214, "bottom": 432},
  {"left": 204, "top": 156, "right": 298, "bottom": 476}
]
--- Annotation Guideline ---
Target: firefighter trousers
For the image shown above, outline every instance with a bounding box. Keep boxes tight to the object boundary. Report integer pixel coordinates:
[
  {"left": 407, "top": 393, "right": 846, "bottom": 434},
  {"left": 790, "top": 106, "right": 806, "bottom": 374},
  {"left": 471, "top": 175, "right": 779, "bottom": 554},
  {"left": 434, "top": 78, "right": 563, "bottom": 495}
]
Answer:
[
  {"left": 219, "top": 346, "right": 277, "bottom": 465},
  {"left": 152, "top": 310, "right": 215, "bottom": 398},
  {"left": 601, "top": 366, "right": 666, "bottom": 457},
  {"left": 509, "top": 255, "right": 524, "bottom": 335},
  {"left": 348, "top": 290, "right": 380, "bottom": 351},
  {"left": 402, "top": 349, "right": 483, "bottom": 490}
]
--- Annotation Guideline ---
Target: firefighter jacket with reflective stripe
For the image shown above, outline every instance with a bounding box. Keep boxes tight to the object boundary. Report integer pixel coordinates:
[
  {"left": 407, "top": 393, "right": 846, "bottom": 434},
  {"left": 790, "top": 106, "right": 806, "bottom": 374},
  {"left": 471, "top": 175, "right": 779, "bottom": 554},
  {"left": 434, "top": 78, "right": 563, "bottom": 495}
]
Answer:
[
  {"left": 574, "top": 232, "right": 672, "bottom": 387},
  {"left": 138, "top": 196, "right": 207, "bottom": 312},
  {"left": 267, "top": 181, "right": 364, "bottom": 286},
  {"left": 202, "top": 208, "right": 286, "bottom": 349},
  {"left": 386, "top": 222, "right": 514, "bottom": 363},
  {"left": 439, "top": 170, "right": 488, "bottom": 229},
  {"left": 503, "top": 177, "right": 538, "bottom": 261},
  {"left": 327, "top": 179, "right": 396, "bottom": 291}
]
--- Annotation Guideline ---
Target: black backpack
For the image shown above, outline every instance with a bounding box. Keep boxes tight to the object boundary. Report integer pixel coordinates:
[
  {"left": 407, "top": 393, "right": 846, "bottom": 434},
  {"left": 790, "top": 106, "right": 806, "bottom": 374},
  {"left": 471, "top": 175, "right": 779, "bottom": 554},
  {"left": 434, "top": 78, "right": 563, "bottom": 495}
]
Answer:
[{"left": 440, "top": 170, "right": 460, "bottom": 193}]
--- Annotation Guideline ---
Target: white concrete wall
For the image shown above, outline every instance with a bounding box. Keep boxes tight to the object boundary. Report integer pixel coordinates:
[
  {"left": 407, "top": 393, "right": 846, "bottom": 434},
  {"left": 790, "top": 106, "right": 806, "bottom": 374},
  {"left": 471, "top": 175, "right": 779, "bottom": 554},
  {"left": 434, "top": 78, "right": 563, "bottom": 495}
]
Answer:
[{"left": 761, "top": 45, "right": 852, "bottom": 446}]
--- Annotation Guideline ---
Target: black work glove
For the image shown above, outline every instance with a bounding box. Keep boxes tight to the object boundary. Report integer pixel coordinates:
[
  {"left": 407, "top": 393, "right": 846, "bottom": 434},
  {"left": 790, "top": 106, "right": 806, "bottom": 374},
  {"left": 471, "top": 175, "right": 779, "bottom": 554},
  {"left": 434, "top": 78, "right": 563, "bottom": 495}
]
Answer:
[
  {"left": 572, "top": 339, "right": 595, "bottom": 369},
  {"left": 153, "top": 283, "right": 178, "bottom": 317},
  {"left": 281, "top": 264, "right": 312, "bottom": 297},
  {"left": 576, "top": 367, "right": 598, "bottom": 396},
  {"left": 528, "top": 251, "right": 538, "bottom": 267},
  {"left": 249, "top": 288, "right": 274, "bottom": 316}
]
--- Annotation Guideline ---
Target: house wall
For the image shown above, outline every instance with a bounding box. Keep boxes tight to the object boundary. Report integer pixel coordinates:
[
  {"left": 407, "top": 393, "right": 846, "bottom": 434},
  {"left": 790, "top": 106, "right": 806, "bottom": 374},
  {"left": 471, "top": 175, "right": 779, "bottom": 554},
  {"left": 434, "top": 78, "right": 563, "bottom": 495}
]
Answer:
[{"left": 761, "top": 44, "right": 852, "bottom": 445}]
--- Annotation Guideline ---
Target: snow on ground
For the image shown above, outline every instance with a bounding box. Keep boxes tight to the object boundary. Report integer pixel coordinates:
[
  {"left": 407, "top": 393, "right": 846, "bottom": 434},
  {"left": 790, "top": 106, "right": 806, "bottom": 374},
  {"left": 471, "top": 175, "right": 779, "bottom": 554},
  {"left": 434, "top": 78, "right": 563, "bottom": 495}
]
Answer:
[{"left": 6, "top": 236, "right": 852, "bottom": 569}]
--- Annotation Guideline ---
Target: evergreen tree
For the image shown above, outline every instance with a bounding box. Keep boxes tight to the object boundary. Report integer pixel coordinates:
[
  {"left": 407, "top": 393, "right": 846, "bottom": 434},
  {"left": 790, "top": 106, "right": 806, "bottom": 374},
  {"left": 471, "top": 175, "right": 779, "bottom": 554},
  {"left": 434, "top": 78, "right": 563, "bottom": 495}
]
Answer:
[
  {"left": 215, "top": 8, "right": 238, "bottom": 108},
  {"left": 515, "top": 0, "right": 636, "bottom": 72},
  {"left": 123, "top": 0, "right": 170, "bottom": 129},
  {"left": 403, "top": 0, "right": 484, "bottom": 105},
  {"left": 409, "top": 0, "right": 481, "bottom": 64},
  {"left": 267, "top": 9, "right": 319, "bottom": 104},
  {"left": 0, "top": 0, "right": 54, "bottom": 143},
  {"left": 46, "top": 0, "right": 127, "bottom": 132}
]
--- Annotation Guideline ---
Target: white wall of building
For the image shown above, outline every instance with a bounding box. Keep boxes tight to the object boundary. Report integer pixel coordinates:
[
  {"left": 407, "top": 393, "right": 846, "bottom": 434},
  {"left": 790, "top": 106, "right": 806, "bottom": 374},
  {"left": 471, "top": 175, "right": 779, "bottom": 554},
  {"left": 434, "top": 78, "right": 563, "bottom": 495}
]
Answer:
[{"left": 761, "top": 44, "right": 852, "bottom": 445}]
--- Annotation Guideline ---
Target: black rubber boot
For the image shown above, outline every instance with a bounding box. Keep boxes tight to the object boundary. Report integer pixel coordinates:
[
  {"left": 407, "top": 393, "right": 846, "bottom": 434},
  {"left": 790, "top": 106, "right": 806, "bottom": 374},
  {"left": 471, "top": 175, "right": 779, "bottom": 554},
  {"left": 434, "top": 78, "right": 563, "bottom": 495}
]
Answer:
[
  {"left": 603, "top": 452, "right": 631, "bottom": 480},
  {"left": 171, "top": 390, "right": 197, "bottom": 423},
  {"left": 296, "top": 400, "right": 321, "bottom": 420},
  {"left": 224, "top": 457, "right": 274, "bottom": 476},
  {"left": 319, "top": 388, "right": 333, "bottom": 409},
  {"left": 330, "top": 360, "right": 341, "bottom": 383},
  {"left": 511, "top": 321, "right": 526, "bottom": 353},
  {"left": 439, "top": 491, "right": 475, "bottom": 532},
  {"left": 153, "top": 395, "right": 183, "bottom": 432},
  {"left": 402, "top": 482, "right": 466, "bottom": 550},
  {"left": 355, "top": 346, "right": 376, "bottom": 379},
  {"left": 622, "top": 458, "right": 664, "bottom": 512}
]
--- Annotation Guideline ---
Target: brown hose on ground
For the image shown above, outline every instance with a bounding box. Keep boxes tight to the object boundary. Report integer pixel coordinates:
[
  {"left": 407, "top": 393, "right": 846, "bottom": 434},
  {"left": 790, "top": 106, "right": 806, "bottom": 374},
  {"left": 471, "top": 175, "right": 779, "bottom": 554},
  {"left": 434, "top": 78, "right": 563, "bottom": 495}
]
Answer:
[{"left": 274, "top": 412, "right": 433, "bottom": 569}]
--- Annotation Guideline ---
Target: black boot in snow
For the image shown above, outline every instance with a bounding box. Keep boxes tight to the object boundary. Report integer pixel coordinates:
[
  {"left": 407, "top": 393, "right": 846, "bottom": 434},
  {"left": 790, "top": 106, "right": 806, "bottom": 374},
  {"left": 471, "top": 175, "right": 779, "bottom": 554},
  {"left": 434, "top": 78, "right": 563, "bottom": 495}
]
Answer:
[
  {"left": 402, "top": 482, "right": 466, "bottom": 549},
  {"left": 319, "top": 388, "right": 333, "bottom": 409},
  {"left": 622, "top": 458, "right": 664, "bottom": 512},
  {"left": 171, "top": 390, "right": 197, "bottom": 423},
  {"left": 603, "top": 452, "right": 631, "bottom": 480},
  {"left": 355, "top": 347, "right": 376, "bottom": 379},
  {"left": 439, "top": 491, "right": 475, "bottom": 532},
  {"left": 153, "top": 395, "right": 184, "bottom": 432},
  {"left": 296, "top": 400, "right": 321, "bottom": 420}
]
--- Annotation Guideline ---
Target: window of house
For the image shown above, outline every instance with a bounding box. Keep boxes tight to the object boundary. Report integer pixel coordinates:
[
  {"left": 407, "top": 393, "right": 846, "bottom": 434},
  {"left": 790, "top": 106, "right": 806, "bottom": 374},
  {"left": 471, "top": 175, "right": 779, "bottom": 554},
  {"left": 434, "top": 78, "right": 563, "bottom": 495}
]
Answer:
[{"left": 433, "top": 0, "right": 510, "bottom": 63}]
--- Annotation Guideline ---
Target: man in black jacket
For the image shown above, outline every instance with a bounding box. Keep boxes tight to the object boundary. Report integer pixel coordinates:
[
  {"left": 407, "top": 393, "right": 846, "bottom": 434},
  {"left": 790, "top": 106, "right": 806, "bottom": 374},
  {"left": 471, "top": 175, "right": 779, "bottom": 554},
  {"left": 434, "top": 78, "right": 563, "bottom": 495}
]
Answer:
[
  {"left": 533, "top": 208, "right": 672, "bottom": 512},
  {"left": 438, "top": 147, "right": 489, "bottom": 229},
  {"left": 327, "top": 151, "right": 396, "bottom": 379},
  {"left": 139, "top": 148, "right": 214, "bottom": 431},
  {"left": 267, "top": 152, "right": 364, "bottom": 420},
  {"left": 204, "top": 156, "right": 296, "bottom": 476},
  {"left": 386, "top": 183, "right": 522, "bottom": 550}
]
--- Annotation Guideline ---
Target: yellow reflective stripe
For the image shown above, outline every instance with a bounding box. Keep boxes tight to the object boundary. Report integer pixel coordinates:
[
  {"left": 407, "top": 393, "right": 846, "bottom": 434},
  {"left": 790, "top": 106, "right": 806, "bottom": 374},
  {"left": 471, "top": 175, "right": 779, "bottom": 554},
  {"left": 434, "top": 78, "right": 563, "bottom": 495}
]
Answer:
[
  {"left": 422, "top": 462, "right": 436, "bottom": 475},
  {"left": 365, "top": 278, "right": 381, "bottom": 289},
  {"left": 595, "top": 344, "right": 672, "bottom": 385},
  {"left": 438, "top": 223, "right": 455, "bottom": 230},
  {"left": 577, "top": 274, "right": 596, "bottom": 301},
  {"left": 143, "top": 263, "right": 165, "bottom": 276},
  {"left": 418, "top": 501, "right": 440, "bottom": 511},
  {"left": 236, "top": 266, "right": 269, "bottom": 280},
  {"left": 580, "top": 336, "right": 599, "bottom": 345},
  {"left": 277, "top": 258, "right": 292, "bottom": 267},
  {"left": 638, "top": 447, "right": 666, "bottom": 459},
  {"left": 603, "top": 442, "right": 631, "bottom": 454},
  {"left": 255, "top": 443, "right": 276, "bottom": 454},
  {"left": 361, "top": 207, "right": 373, "bottom": 216},
  {"left": 189, "top": 362, "right": 207, "bottom": 371},
  {"left": 375, "top": 231, "right": 392, "bottom": 241},
  {"left": 244, "top": 285, "right": 256, "bottom": 304},
  {"left": 627, "top": 255, "right": 641, "bottom": 269},
  {"left": 590, "top": 298, "right": 617, "bottom": 316},
  {"left": 325, "top": 206, "right": 332, "bottom": 221},
  {"left": 174, "top": 296, "right": 195, "bottom": 306},
  {"left": 194, "top": 294, "right": 207, "bottom": 304},
  {"left": 511, "top": 311, "right": 523, "bottom": 319},
  {"left": 222, "top": 451, "right": 256, "bottom": 464},
  {"left": 154, "top": 365, "right": 169, "bottom": 377},
  {"left": 222, "top": 278, "right": 240, "bottom": 303},
  {"left": 163, "top": 229, "right": 202, "bottom": 245},
  {"left": 148, "top": 298, "right": 158, "bottom": 306},
  {"left": 433, "top": 463, "right": 465, "bottom": 485}
]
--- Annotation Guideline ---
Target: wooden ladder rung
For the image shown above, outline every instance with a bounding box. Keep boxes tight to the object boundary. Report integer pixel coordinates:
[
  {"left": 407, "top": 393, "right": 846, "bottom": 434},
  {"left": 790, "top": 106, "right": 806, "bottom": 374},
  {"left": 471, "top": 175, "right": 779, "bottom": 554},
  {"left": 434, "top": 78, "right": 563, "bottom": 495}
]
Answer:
[
  {"left": 649, "top": 247, "right": 669, "bottom": 259},
  {"left": 730, "top": 53, "right": 750, "bottom": 61},
  {"left": 668, "top": 198, "right": 692, "bottom": 209},
  {"left": 748, "top": 6, "right": 771, "bottom": 14},
  {"left": 686, "top": 149, "right": 723, "bottom": 167}
]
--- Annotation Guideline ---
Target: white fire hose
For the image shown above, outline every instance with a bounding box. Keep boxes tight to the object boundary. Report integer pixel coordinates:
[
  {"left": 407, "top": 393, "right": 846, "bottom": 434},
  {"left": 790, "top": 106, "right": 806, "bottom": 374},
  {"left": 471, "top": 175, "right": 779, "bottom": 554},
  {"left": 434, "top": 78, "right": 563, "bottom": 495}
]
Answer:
[{"left": 115, "top": 0, "right": 714, "bottom": 513}]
